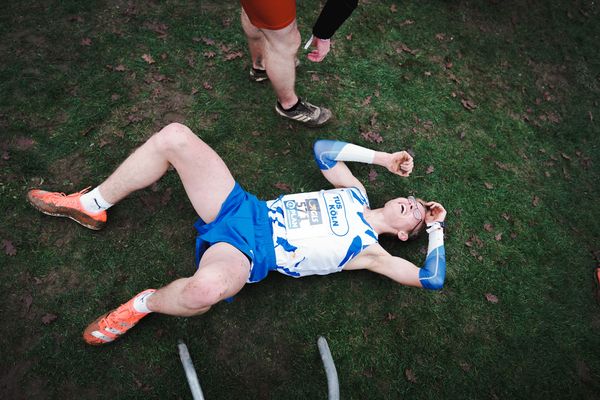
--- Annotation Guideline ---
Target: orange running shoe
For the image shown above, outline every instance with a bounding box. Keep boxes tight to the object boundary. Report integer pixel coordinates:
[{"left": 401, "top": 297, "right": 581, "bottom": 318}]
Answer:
[
  {"left": 83, "top": 289, "right": 156, "bottom": 345},
  {"left": 27, "top": 187, "right": 107, "bottom": 230}
]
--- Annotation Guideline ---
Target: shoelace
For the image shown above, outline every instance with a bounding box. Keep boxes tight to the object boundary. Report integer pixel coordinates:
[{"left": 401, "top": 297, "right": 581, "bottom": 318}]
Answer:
[
  {"left": 54, "top": 186, "right": 92, "bottom": 197},
  {"left": 101, "top": 306, "right": 136, "bottom": 330}
]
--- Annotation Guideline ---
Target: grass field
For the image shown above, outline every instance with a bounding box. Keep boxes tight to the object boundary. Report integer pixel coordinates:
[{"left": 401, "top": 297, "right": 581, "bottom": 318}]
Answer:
[{"left": 1, "top": 0, "right": 599, "bottom": 399}]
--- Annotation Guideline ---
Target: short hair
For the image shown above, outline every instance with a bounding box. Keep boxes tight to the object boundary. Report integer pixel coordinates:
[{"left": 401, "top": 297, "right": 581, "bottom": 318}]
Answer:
[{"left": 407, "top": 198, "right": 428, "bottom": 239}]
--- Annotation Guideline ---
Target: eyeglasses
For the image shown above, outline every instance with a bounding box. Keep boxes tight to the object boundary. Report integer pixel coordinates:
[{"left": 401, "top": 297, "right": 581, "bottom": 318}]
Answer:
[
  {"left": 407, "top": 196, "right": 423, "bottom": 222},
  {"left": 407, "top": 196, "right": 424, "bottom": 234}
]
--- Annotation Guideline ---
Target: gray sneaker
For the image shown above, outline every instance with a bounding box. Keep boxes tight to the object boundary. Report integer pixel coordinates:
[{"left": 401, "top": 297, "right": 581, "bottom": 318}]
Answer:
[
  {"left": 249, "top": 67, "right": 268, "bottom": 82},
  {"left": 275, "top": 98, "right": 332, "bottom": 127}
]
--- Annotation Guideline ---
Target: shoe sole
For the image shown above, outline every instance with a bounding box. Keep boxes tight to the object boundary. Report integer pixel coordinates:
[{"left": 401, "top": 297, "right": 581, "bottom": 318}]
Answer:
[
  {"left": 27, "top": 197, "right": 105, "bottom": 231},
  {"left": 274, "top": 105, "right": 332, "bottom": 128}
]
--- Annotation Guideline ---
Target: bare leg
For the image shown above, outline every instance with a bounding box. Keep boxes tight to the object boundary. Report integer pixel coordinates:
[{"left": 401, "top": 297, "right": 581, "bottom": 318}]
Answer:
[
  {"left": 98, "top": 123, "right": 235, "bottom": 223},
  {"left": 146, "top": 242, "right": 250, "bottom": 316},
  {"left": 261, "top": 21, "right": 301, "bottom": 109},
  {"left": 241, "top": 8, "right": 266, "bottom": 70}
]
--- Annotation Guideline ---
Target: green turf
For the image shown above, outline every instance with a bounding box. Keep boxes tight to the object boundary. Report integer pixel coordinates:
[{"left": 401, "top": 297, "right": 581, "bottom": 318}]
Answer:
[{"left": 1, "top": 0, "right": 599, "bottom": 398}]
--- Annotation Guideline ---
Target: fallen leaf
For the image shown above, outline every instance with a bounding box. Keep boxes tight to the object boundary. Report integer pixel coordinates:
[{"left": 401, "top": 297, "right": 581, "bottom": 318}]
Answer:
[
  {"left": 111, "top": 94, "right": 120, "bottom": 101},
  {"left": 405, "top": 369, "right": 417, "bottom": 383},
  {"left": 485, "top": 293, "right": 499, "bottom": 303},
  {"left": 368, "top": 168, "right": 378, "bottom": 182},
  {"left": 501, "top": 213, "right": 511, "bottom": 221},
  {"left": 222, "top": 17, "right": 232, "bottom": 27},
  {"left": 127, "top": 114, "right": 143, "bottom": 124},
  {"left": 400, "top": 19, "right": 414, "bottom": 26},
  {"left": 483, "top": 223, "right": 493, "bottom": 232},
  {"left": 395, "top": 42, "right": 417, "bottom": 55},
  {"left": 390, "top": 4, "right": 398, "bottom": 12},
  {"left": 2, "top": 151, "right": 9, "bottom": 160},
  {"left": 494, "top": 233, "right": 503, "bottom": 241},
  {"left": 459, "top": 362, "right": 471, "bottom": 372},
  {"left": 311, "top": 73, "right": 320, "bottom": 81},
  {"left": 484, "top": 182, "right": 494, "bottom": 189},
  {"left": 510, "top": 232, "right": 517, "bottom": 239},
  {"left": 495, "top": 161, "right": 510, "bottom": 171},
  {"left": 465, "top": 235, "right": 484, "bottom": 248},
  {"left": 203, "top": 51, "right": 216, "bottom": 58},
  {"left": 361, "top": 131, "right": 383, "bottom": 143},
  {"left": 41, "top": 313, "right": 58, "bottom": 325},
  {"left": 346, "top": 33, "right": 353, "bottom": 40},
  {"left": 461, "top": 99, "right": 477, "bottom": 111},
  {"left": 14, "top": 137, "right": 36, "bottom": 150},
  {"left": 532, "top": 196, "right": 540, "bottom": 207},
  {"left": 22, "top": 294, "right": 33, "bottom": 314},
  {"left": 424, "top": 71, "right": 432, "bottom": 76},
  {"left": 560, "top": 152, "right": 571, "bottom": 161},
  {"left": 2, "top": 239, "right": 16, "bottom": 256},
  {"left": 435, "top": 33, "right": 446, "bottom": 40},
  {"left": 274, "top": 182, "right": 291, "bottom": 192},
  {"left": 426, "top": 165, "right": 434, "bottom": 174},
  {"left": 459, "top": 131, "right": 466, "bottom": 140},
  {"left": 80, "top": 38, "right": 92, "bottom": 46},
  {"left": 224, "top": 51, "right": 243, "bottom": 61},
  {"left": 114, "top": 64, "right": 126, "bottom": 72},
  {"left": 203, "top": 82, "right": 213, "bottom": 90},
  {"left": 386, "top": 312, "right": 396, "bottom": 321},
  {"left": 362, "top": 95, "right": 372, "bottom": 106},
  {"left": 141, "top": 54, "right": 155, "bottom": 64}
]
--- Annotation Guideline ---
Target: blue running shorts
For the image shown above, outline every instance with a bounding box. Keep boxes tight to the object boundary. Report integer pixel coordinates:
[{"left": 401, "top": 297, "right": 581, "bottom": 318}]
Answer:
[{"left": 193, "top": 183, "right": 276, "bottom": 283}]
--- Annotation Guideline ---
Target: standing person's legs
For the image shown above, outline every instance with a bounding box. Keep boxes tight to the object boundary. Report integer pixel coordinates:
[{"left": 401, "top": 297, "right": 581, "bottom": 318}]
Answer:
[
  {"left": 261, "top": 21, "right": 301, "bottom": 109},
  {"left": 241, "top": 7, "right": 266, "bottom": 71},
  {"left": 239, "top": 0, "right": 332, "bottom": 126}
]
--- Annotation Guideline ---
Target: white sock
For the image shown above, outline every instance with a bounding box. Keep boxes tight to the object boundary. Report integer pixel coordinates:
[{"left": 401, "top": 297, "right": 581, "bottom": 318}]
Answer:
[
  {"left": 80, "top": 187, "right": 113, "bottom": 213},
  {"left": 133, "top": 290, "right": 155, "bottom": 314}
]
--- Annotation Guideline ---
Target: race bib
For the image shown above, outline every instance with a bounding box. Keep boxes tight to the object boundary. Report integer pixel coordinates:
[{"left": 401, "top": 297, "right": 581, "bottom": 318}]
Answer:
[{"left": 281, "top": 190, "right": 351, "bottom": 240}]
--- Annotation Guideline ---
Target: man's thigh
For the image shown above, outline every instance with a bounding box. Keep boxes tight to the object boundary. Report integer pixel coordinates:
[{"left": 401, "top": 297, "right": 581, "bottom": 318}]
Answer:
[{"left": 240, "top": 0, "right": 296, "bottom": 30}]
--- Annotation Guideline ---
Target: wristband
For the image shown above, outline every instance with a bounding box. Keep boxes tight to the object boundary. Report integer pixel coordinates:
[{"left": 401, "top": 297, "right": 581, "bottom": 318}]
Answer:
[{"left": 426, "top": 221, "right": 445, "bottom": 233}]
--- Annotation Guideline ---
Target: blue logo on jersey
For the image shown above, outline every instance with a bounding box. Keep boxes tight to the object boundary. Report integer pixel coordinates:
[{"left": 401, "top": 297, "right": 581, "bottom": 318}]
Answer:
[
  {"left": 285, "top": 198, "right": 322, "bottom": 229},
  {"left": 323, "top": 192, "right": 349, "bottom": 236}
]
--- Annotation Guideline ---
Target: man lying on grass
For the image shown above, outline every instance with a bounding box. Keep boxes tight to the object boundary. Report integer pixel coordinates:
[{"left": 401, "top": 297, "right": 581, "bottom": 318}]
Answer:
[{"left": 27, "top": 123, "right": 447, "bottom": 345}]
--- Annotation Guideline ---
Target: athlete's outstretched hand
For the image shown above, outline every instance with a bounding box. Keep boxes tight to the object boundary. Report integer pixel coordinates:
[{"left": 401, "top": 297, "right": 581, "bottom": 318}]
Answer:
[
  {"left": 424, "top": 202, "right": 447, "bottom": 224},
  {"left": 307, "top": 37, "right": 331, "bottom": 62},
  {"left": 386, "top": 151, "right": 414, "bottom": 177}
]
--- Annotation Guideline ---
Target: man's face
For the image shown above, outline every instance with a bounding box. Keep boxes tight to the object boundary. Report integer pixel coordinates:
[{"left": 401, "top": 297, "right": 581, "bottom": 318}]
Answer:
[{"left": 383, "top": 196, "right": 426, "bottom": 236}]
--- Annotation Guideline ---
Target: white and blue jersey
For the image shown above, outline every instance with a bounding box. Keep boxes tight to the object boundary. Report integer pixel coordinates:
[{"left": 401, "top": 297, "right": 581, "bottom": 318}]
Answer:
[{"left": 266, "top": 187, "right": 378, "bottom": 277}]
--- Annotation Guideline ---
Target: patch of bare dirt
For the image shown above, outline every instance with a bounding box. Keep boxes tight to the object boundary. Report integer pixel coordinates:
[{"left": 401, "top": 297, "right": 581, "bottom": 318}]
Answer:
[
  {"left": 48, "top": 153, "right": 89, "bottom": 186},
  {"left": 0, "top": 359, "right": 48, "bottom": 400}
]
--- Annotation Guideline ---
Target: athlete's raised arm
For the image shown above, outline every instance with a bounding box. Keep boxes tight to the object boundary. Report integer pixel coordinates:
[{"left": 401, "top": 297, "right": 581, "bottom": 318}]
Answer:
[
  {"left": 345, "top": 202, "right": 447, "bottom": 290},
  {"left": 313, "top": 139, "right": 414, "bottom": 192}
]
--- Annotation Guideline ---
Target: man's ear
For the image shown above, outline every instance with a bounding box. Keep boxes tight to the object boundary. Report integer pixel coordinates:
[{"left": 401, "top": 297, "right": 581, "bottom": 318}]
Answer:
[{"left": 397, "top": 231, "right": 409, "bottom": 241}]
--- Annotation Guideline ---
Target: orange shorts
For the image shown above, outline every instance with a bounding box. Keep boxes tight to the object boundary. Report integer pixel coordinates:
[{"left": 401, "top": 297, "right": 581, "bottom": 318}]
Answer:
[{"left": 241, "top": 0, "right": 296, "bottom": 30}]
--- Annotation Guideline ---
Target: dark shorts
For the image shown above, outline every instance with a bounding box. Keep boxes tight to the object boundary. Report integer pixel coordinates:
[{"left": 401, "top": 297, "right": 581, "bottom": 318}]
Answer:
[
  {"left": 194, "top": 183, "right": 276, "bottom": 283},
  {"left": 241, "top": 0, "right": 296, "bottom": 30}
]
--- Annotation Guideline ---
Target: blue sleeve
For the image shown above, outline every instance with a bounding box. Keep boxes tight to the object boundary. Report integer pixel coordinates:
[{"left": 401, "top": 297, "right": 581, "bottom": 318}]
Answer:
[
  {"left": 313, "top": 139, "right": 347, "bottom": 170},
  {"left": 418, "top": 245, "right": 446, "bottom": 290}
]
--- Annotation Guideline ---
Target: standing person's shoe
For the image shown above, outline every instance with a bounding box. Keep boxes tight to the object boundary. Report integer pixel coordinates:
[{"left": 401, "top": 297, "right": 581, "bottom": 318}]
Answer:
[
  {"left": 83, "top": 289, "right": 156, "bottom": 345},
  {"left": 249, "top": 67, "right": 269, "bottom": 82},
  {"left": 275, "top": 98, "right": 332, "bottom": 127},
  {"left": 27, "top": 188, "right": 107, "bottom": 230}
]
